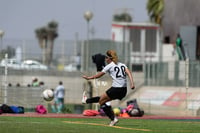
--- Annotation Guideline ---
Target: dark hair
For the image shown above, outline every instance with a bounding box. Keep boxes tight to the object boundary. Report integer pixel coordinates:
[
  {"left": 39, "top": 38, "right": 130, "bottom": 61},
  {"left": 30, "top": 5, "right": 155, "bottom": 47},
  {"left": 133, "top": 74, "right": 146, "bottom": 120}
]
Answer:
[{"left": 59, "top": 81, "right": 63, "bottom": 85}]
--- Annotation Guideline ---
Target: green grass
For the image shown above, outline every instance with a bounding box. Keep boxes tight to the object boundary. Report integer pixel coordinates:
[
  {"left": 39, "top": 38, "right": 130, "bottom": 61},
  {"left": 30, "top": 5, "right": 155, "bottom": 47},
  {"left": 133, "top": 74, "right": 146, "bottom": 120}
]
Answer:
[{"left": 0, "top": 116, "right": 200, "bottom": 133}]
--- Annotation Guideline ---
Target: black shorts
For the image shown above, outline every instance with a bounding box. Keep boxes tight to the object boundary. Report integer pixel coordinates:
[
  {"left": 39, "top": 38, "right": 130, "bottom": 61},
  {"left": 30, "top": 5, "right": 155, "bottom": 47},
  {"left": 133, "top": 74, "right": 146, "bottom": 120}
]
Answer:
[{"left": 106, "top": 87, "right": 127, "bottom": 100}]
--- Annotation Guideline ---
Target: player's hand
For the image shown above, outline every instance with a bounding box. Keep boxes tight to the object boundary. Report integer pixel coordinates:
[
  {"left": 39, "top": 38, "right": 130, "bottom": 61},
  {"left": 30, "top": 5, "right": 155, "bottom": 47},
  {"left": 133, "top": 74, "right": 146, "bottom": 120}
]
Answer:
[
  {"left": 131, "top": 85, "right": 135, "bottom": 90},
  {"left": 82, "top": 75, "right": 89, "bottom": 80}
]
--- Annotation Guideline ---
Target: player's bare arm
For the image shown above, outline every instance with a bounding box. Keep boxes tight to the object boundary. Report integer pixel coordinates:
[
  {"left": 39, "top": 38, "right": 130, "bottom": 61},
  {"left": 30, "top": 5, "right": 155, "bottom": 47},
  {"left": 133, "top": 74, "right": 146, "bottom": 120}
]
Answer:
[
  {"left": 125, "top": 68, "right": 135, "bottom": 90},
  {"left": 82, "top": 72, "right": 105, "bottom": 80}
]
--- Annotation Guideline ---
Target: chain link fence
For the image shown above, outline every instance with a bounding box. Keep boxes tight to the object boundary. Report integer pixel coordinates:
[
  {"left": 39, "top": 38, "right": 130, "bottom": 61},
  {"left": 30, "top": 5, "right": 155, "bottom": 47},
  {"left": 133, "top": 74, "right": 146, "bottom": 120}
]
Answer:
[{"left": 0, "top": 39, "right": 200, "bottom": 115}]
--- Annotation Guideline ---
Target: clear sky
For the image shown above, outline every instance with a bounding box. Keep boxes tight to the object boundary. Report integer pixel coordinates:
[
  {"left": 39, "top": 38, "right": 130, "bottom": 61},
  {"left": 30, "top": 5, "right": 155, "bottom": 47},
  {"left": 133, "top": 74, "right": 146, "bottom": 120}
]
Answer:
[{"left": 0, "top": 0, "right": 148, "bottom": 40}]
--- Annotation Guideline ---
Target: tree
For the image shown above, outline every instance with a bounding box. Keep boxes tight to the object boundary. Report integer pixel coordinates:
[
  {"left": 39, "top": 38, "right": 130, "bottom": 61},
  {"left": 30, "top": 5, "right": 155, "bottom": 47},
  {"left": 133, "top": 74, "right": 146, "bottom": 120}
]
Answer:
[
  {"left": 113, "top": 12, "right": 132, "bottom": 22},
  {"left": 147, "top": 0, "right": 164, "bottom": 25},
  {"left": 35, "top": 20, "right": 58, "bottom": 66},
  {"left": 35, "top": 27, "right": 47, "bottom": 49},
  {"left": 0, "top": 46, "right": 15, "bottom": 60}
]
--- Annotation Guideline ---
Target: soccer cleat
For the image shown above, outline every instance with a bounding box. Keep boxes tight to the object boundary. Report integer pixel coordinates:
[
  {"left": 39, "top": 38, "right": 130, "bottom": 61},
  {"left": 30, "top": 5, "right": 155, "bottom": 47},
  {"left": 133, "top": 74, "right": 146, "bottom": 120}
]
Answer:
[
  {"left": 109, "top": 118, "right": 119, "bottom": 126},
  {"left": 82, "top": 91, "right": 87, "bottom": 104}
]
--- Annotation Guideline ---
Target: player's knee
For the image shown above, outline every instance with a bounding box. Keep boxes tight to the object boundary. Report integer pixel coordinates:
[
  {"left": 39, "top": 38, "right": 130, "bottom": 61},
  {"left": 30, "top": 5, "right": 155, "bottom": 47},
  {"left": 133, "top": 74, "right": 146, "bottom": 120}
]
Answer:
[
  {"left": 99, "top": 100, "right": 104, "bottom": 106},
  {"left": 99, "top": 99, "right": 109, "bottom": 106}
]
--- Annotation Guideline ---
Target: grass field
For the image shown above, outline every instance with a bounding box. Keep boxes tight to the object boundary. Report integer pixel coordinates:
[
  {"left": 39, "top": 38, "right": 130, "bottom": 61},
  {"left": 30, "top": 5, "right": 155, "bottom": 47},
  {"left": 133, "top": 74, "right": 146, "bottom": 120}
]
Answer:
[{"left": 1, "top": 116, "right": 200, "bottom": 133}]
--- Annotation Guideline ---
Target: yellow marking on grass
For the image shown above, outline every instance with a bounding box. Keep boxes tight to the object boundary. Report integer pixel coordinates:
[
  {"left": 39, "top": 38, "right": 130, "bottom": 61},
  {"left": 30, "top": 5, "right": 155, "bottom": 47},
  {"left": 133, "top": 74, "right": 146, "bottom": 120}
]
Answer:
[{"left": 63, "top": 121, "right": 151, "bottom": 132}]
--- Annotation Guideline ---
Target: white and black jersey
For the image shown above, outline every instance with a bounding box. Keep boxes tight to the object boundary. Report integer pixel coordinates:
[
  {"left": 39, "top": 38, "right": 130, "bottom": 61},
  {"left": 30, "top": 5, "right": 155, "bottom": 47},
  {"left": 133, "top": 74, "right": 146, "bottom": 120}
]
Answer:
[{"left": 102, "top": 61, "right": 127, "bottom": 87}]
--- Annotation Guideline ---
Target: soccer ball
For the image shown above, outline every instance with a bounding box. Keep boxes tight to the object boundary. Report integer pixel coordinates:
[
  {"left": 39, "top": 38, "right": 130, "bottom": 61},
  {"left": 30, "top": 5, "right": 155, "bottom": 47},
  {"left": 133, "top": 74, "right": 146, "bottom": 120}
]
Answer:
[{"left": 42, "top": 89, "right": 54, "bottom": 101}]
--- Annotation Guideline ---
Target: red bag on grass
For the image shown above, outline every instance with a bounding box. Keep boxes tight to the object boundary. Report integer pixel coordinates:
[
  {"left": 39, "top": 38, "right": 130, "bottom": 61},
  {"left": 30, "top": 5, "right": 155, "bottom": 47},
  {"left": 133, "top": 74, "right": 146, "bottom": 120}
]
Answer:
[
  {"left": 35, "top": 105, "right": 47, "bottom": 114},
  {"left": 83, "top": 110, "right": 100, "bottom": 116}
]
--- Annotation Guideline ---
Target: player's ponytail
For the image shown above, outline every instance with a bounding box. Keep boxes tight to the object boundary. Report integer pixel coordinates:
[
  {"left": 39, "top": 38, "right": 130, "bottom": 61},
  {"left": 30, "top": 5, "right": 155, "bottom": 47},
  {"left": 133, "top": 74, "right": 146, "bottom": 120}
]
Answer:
[{"left": 106, "top": 50, "right": 118, "bottom": 64}]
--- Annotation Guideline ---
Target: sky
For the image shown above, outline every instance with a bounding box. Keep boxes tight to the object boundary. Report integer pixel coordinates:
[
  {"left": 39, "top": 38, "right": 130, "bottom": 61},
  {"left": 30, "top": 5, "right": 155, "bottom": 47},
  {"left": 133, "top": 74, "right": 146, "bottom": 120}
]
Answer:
[{"left": 0, "top": 0, "right": 149, "bottom": 40}]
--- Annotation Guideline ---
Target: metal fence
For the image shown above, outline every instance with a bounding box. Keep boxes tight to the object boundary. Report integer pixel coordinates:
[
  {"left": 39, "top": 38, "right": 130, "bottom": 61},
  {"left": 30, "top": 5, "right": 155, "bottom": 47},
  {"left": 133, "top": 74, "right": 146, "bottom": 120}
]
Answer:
[
  {"left": 145, "top": 60, "right": 200, "bottom": 87},
  {"left": 0, "top": 39, "right": 200, "bottom": 115},
  {"left": 0, "top": 39, "right": 131, "bottom": 72},
  {"left": 0, "top": 39, "right": 131, "bottom": 113}
]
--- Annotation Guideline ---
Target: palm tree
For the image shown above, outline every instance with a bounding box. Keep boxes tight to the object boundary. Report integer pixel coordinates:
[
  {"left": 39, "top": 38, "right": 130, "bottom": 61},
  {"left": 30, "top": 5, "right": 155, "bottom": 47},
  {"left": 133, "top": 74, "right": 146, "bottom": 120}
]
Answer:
[
  {"left": 35, "top": 21, "right": 58, "bottom": 66},
  {"left": 113, "top": 12, "right": 132, "bottom": 22},
  {"left": 35, "top": 27, "right": 47, "bottom": 49},
  {"left": 45, "top": 21, "right": 58, "bottom": 66},
  {"left": 147, "top": 0, "right": 164, "bottom": 25}
]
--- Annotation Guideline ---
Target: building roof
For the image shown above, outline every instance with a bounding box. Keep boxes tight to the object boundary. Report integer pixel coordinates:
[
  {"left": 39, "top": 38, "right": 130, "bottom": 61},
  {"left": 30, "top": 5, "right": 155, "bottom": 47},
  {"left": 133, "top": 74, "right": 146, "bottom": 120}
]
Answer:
[{"left": 112, "top": 22, "right": 160, "bottom": 29}]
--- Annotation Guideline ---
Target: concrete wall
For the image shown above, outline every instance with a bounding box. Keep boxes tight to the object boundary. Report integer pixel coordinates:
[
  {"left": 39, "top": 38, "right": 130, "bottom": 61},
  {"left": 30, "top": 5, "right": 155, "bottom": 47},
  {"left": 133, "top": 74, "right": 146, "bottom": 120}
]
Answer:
[{"left": 123, "top": 86, "right": 200, "bottom": 116}]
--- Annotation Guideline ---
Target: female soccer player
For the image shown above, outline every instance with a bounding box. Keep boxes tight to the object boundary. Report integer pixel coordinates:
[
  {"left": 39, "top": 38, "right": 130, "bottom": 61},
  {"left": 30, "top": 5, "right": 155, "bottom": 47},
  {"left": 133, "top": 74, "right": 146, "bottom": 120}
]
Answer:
[{"left": 82, "top": 49, "right": 135, "bottom": 126}]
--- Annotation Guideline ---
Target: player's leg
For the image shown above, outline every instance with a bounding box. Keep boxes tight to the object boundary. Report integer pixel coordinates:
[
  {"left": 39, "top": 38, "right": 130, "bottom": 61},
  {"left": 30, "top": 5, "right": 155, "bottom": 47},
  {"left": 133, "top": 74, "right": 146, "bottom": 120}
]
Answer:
[
  {"left": 99, "top": 93, "right": 118, "bottom": 126},
  {"left": 86, "top": 96, "right": 100, "bottom": 103},
  {"left": 58, "top": 98, "right": 64, "bottom": 112},
  {"left": 51, "top": 101, "right": 57, "bottom": 113},
  {"left": 82, "top": 89, "right": 100, "bottom": 104},
  {"left": 56, "top": 98, "right": 62, "bottom": 113}
]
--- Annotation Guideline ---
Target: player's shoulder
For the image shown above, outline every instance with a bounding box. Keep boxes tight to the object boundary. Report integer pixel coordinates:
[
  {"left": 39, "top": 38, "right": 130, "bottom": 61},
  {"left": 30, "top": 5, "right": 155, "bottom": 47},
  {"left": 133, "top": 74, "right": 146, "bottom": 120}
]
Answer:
[
  {"left": 117, "top": 62, "right": 128, "bottom": 69},
  {"left": 106, "top": 61, "right": 115, "bottom": 67},
  {"left": 117, "top": 62, "right": 126, "bottom": 66}
]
